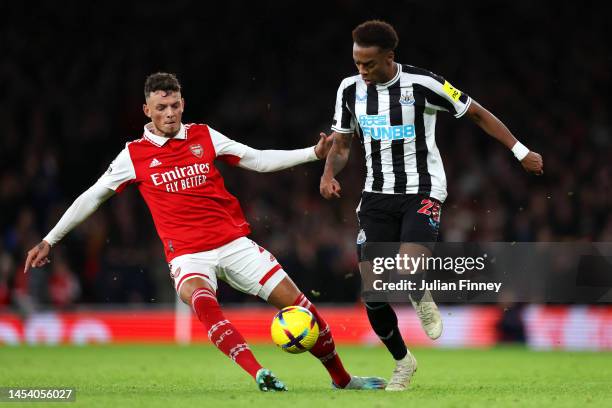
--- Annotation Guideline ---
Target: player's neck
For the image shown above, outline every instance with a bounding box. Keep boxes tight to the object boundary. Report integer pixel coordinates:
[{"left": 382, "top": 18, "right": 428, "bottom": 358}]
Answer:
[
  {"left": 380, "top": 62, "right": 398, "bottom": 84},
  {"left": 149, "top": 123, "right": 180, "bottom": 138}
]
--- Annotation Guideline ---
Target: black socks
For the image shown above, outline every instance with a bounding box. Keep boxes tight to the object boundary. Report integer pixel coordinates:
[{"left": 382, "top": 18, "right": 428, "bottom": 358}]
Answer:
[{"left": 365, "top": 302, "right": 407, "bottom": 360}]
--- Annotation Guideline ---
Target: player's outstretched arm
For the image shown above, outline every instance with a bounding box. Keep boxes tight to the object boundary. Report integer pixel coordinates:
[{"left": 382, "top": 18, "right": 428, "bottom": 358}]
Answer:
[
  {"left": 320, "top": 131, "right": 353, "bottom": 199},
  {"left": 233, "top": 133, "right": 333, "bottom": 173},
  {"left": 465, "top": 100, "right": 543, "bottom": 175},
  {"left": 24, "top": 183, "right": 115, "bottom": 273}
]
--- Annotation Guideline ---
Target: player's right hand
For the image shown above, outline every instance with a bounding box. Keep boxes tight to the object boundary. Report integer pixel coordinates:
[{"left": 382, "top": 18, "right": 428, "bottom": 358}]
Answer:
[
  {"left": 320, "top": 177, "right": 342, "bottom": 199},
  {"left": 521, "top": 151, "right": 544, "bottom": 175},
  {"left": 24, "top": 240, "right": 51, "bottom": 273}
]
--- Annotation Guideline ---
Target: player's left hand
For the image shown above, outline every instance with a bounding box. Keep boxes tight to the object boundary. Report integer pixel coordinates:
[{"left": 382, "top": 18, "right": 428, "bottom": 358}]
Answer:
[
  {"left": 521, "top": 151, "right": 544, "bottom": 175},
  {"left": 24, "top": 240, "right": 51, "bottom": 273},
  {"left": 314, "top": 132, "right": 334, "bottom": 159}
]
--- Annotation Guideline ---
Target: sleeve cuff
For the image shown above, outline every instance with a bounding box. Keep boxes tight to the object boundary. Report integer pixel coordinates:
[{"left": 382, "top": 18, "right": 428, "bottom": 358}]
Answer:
[
  {"left": 42, "top": 235, "right": 57, "bottom": 247},
  {"left": 309, "top": 146, "right": 319, "bottom": 161},
  {"left": 331, "top": 126, "right": 354, "bottom": 134},
  {"left": 454, "top": 97, "right": 472, "bottom": 118}
]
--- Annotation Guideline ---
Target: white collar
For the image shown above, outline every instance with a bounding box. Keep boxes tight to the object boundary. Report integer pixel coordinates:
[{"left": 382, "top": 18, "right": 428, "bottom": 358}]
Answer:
[
  {"left": 143, "top": 123, "right": 186, "bottom": 146},
  {"left": 376, "top": 63, "right": 402, "bottom": 89}
]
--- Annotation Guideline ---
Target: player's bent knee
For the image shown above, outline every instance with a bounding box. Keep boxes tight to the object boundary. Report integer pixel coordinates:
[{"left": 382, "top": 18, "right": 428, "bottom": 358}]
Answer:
[
  {"left": 179, "top": 277, "right": 214, "bottom": 305},
  {"left": 266, "top": 276, "right": 301, "bottom": 309}
]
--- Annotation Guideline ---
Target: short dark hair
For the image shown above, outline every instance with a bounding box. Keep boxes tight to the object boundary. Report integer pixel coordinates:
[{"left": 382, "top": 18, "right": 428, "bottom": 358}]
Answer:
[
  {"left": 144, "top": 72, "right": 181, "bottom": 99},
  {"left": 352, "top": 20, "right": 399, "bottom": 51}
]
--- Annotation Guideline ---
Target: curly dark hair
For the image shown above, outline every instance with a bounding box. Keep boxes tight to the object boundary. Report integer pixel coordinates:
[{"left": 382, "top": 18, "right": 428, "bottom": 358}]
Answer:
[
  {"left": 352, "top": 20, "right": 399, "bottom": 51},
  {"left": 144, "top": 72, "right": 181, "bottom": 99}
]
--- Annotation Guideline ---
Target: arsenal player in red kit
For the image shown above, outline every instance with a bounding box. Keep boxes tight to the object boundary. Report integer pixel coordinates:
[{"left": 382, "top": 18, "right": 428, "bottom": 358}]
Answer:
[{"left": 24, "top": 73, "right": 386, "bottom": 392}]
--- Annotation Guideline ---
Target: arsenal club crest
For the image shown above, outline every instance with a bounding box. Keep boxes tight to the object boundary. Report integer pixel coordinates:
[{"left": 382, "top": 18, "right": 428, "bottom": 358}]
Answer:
[{"left": 190, "top": 144, "right": 203, "bottom": 158}]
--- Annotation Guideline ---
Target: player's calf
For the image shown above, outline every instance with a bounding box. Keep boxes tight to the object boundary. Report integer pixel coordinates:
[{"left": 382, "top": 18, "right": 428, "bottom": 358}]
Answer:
[
  {"left": 365, "top": 302, "right": 408, "bottom": 360},
  {"left": 267, "top": 277, "right": 385, "bottom": 390},
  {"left": 185, "top": 280, "right": 264, "bottom": 379},
  {"left": 290, "top": 293, "right": 352, "bottom": 387},
  {"left": 292, "top": 293, "right": 386, "bottom": 390}
]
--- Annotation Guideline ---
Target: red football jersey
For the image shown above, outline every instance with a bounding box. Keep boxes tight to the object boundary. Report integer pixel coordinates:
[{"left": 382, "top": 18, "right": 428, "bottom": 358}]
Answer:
[{"left": 97, "top": 123, "right": 251, "bottom": 261}]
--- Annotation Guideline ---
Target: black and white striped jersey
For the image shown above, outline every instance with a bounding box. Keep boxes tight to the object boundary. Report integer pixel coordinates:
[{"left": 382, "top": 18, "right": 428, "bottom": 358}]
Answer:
[{"left": 331, "top": 63, "right": 471, "bottom": 202}]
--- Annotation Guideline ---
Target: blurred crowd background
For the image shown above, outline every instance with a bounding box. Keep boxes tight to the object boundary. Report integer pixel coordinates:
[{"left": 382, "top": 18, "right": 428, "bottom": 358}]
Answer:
[{"left": 1, "top": 1, "right": 610, "bottom": 311}]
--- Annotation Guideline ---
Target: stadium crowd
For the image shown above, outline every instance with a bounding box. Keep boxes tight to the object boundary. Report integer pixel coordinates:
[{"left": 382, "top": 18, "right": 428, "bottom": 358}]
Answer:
[{"left": 1, "top": 2, "right": 610, "bottom": 310}]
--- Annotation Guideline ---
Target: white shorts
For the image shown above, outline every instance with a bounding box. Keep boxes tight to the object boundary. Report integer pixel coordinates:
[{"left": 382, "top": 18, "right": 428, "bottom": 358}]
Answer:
[{"left": 168, "top": 237, "right": 288, "bottom": 300}]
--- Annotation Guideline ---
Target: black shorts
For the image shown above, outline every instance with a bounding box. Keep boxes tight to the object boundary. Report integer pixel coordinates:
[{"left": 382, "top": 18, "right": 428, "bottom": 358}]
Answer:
[{"left": 356, "top": 192, "right": 442, "bottom": 261}]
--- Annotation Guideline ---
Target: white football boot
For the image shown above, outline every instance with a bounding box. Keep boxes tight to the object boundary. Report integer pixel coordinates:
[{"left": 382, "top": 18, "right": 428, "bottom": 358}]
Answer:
[
  {"left": 410, "top": 289, "right": 443, "bottom": 340},
  {"left": 385, "top": 350, "right": 418, "bottom": 391}
]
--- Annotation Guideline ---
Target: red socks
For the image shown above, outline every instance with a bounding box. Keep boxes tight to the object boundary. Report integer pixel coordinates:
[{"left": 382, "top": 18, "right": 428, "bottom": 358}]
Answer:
[
  {"left": 294, "top": 293, "right": 352, "bottom": 388},
  {"left": 191, "top": 287, "right": 262, "bottom": 378}
]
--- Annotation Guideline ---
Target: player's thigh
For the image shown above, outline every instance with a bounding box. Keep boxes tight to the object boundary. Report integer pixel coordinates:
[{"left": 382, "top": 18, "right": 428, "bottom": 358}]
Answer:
[
  {"left": 356, "top": 192, "right": 402, "bottom": 262},
  {"left": 169, "top": 252, "right": 218, "bottom": 303},
  {"left": 217, "top": 237, "right": 288, "bottom": 301},
  {"left": 400, "top": 195, "right": 442, "bottom": 250}
]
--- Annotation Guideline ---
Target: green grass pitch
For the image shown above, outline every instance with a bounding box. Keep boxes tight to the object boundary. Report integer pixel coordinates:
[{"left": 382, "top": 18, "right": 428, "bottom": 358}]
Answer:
[{"left": 1, "top": 344, "right": 611, "bottom": 407}]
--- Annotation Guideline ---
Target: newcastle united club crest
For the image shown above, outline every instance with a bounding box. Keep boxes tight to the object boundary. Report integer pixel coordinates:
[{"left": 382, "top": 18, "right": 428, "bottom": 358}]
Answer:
[{"left": 399, "top": 90, "right": 415, "bottom": 106}]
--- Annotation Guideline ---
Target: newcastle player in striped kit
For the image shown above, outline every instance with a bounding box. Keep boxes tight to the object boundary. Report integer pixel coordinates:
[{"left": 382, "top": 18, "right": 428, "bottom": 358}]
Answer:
[
  {"left": 320, "top": 21, "right": 543, "bottom": 391},
  {"left": 25, "top": 73, "right": 386, "bottom": 392}
]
